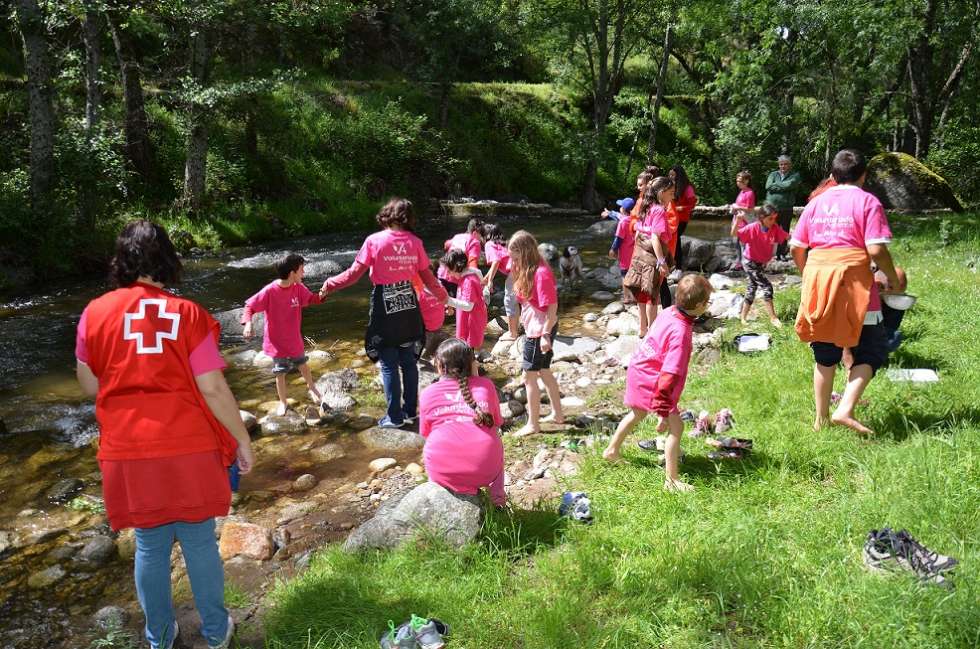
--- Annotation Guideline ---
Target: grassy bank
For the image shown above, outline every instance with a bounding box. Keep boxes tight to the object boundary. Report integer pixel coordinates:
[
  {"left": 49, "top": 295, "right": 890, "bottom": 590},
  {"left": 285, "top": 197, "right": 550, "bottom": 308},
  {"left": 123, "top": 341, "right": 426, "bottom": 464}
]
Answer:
[{"left": 262, "top": 213, "right": 980, "bottom": 648}]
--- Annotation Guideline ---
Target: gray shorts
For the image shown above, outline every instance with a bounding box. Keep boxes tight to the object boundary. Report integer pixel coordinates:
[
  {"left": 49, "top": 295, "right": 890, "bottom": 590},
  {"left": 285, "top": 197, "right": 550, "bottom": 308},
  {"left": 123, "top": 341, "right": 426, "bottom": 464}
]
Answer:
[
  {"left": 503, "top": 274, "right": 519, "bottom": 317},
  {"left": 272, "top": 355, "right": 308, "bottom": 374}
]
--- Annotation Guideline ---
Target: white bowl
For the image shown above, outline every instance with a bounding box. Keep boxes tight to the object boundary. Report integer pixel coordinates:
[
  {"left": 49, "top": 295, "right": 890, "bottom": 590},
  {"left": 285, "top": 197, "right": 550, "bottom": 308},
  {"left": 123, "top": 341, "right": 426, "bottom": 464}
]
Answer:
[{"left": 882, "top": 293, "right": 917, "bottom": 310}]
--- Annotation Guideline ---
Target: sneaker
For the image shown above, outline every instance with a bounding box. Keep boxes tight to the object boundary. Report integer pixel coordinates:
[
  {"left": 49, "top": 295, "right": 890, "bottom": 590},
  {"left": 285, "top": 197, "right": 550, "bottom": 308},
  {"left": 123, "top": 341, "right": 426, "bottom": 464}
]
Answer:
[
  {"left": 380, "top": 620, "right": 417, "bottom": 649},
  {"left": 559, "top": 491, "right": 593, "bottom": 524},
  {"left": 412, "top": 614, "right": 449, "bottom": 649},
  {"left": 377, "top": 416, "right": 406, "bottom": 429},
  {"left": 154, "top": 620, "right": 179, "bottom": 649},
  {"left": 714, "top": 408, "right": 734, "bottom": 434},
  {"left": 401, "top": 412, "right": 417, "bottom": 425},
  {"left": 208, "top": 616, "right": 235, "bottom": 649},
  {"left": 690, "top": 410, "right": 711, "bottom": 437},
  {"left": 637, "top": 436, "right": 667, "bottom": 452},
  {"left": 679, "top": 409, "right": 695, "bottom": 423},
  {"left": 863, "top": 528, "right": 956, "bottom": 587}
]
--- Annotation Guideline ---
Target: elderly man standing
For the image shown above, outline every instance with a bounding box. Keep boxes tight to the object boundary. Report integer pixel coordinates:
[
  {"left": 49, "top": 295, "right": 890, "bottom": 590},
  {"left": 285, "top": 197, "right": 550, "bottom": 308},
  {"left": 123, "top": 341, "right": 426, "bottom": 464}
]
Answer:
[{"left": 765, "top": 154, "right": 803, "bottom": 259}]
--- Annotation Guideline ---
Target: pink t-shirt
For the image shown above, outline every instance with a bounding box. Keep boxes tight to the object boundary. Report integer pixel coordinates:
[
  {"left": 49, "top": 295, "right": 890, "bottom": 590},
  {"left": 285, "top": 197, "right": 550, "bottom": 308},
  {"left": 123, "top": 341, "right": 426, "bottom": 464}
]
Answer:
[
  {"left": 76, "top": 308, "right": 226, "bottom": 375},
  {"left": 243, "top": 281, "right": 320, "bottom": 358},
  {"left": 517, "top": 261, "right": 558, "bottom": 338},
  {"left": 613, "top": 217, "right": 636, "bottom": 270},
  {"left": 354, "top": 229, "right": 432, "bottom": 285},
  {"left": 623, "top": 306, "right": 694, "bottom": 413},
  {"left": 456, "top": 271, "right": 488, "bottom": 350},
  {"left": 438, "top": 232, "right": 482, "bottom": 280},
  {"left": 420, "top": 376, "right": 503, "bottom": 436},
  {"left": 417, "top": 282, "right": 445, "bottom": 332},
  {"left": 734, "top": 188, "right": 756, "bottom": 209},
  {"left": 484, "top": 240, "right": 511, "bottom": 275},
  {"left": 737, "top": 222, "right": 788, "bottom": 264},
  {"left": 635, "top": 204, "right": 669, "bottom": 243}
]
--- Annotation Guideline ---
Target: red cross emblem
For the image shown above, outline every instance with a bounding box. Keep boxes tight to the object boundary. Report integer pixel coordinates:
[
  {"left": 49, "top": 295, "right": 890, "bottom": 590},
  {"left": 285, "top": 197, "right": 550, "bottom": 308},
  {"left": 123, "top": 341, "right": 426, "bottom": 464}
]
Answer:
[{"left": 123, "top": 299, "right": 181, "bottom": 354}]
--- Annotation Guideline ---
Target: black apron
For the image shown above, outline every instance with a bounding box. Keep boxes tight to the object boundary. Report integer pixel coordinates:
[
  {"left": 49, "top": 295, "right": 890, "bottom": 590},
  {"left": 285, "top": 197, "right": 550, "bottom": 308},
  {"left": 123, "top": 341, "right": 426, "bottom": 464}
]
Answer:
[{"left": 364, "top": 280, "right": 425, "bottom": 362}]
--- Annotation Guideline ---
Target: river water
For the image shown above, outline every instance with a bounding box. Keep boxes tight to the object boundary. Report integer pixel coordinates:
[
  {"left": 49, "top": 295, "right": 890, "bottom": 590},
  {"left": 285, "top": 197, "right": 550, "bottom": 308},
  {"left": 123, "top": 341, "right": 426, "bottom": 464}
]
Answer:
[{"left": 0, "top": 213, "right": 730, "bottom": 647}]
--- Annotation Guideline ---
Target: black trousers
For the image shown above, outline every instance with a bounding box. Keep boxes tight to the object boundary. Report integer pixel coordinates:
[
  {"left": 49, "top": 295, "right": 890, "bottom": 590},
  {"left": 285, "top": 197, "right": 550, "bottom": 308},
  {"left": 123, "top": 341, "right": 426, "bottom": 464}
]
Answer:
[
  {"left": 775, "top": 208, "right": 793, "bottom": 258},
  {"left": 675, "top": 221, "right": 688, "bottom": 269}
]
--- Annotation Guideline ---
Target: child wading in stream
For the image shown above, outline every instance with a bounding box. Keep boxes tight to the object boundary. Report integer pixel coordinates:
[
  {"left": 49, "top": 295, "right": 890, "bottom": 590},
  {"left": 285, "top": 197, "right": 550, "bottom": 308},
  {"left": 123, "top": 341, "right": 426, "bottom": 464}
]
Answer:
[
  {"left": 242, "top": 253, "right": 322, "bottom": 416},
  {"left": 508, "top": 230, "right": 564, "bottom": 437},
  {"left": 732, "top": 203, "right": 788, "bottom": 327},
  {"left": 603, "top": 274, "right": 713, "bottom": 492}
]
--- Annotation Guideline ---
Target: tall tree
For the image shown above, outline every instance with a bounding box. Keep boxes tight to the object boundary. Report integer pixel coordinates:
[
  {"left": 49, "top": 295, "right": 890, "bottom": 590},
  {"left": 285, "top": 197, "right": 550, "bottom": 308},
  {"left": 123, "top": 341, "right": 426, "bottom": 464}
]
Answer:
[
  {"left": 14, "top": 0, "right": 56, "bottom": 213},
  {"left": 80, "top": 2, "right": 102, "bottom": 131},
  {"left": 105, "top": 7, "right": 153, "bottom": 179},
  {"left": 181, "top": 21, "right": 212, "bottom": 210}
]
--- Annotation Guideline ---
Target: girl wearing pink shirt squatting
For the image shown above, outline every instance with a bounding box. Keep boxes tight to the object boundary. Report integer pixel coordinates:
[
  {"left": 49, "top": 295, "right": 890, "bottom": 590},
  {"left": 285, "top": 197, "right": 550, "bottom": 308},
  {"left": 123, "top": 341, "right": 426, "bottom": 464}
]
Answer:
[
  {"left": 420, "top": 338, "right": 505, "bottom": 506},
  {"left": 509, "top": 230, "right": 563, "bottom": 437},
  {"left": 732, "top": 203, "right": 789, "bottom": 327},
  {"left": 603, "top": 274, "right": 713, "bottom": 493},
  {"left": 441, "top": 249, "right": 488, "bottom": 352},
  {"left": 482, "top": 223, "right": 520, "bottom": 341},
  {"left": 242, "top": 253, "right": 322, "bottom": 416}
]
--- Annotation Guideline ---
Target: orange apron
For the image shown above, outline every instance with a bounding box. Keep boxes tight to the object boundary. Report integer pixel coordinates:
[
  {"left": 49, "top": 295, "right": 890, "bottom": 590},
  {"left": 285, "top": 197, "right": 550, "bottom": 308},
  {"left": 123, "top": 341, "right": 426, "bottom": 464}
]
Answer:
[{"left": 795, "top": 247, "right": 872, "bottom": 349}]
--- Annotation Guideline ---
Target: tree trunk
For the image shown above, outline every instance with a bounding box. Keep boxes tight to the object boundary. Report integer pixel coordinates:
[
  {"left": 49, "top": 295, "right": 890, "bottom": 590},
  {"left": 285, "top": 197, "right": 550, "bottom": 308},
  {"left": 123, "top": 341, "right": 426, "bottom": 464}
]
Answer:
[
  {"left": 182, "top": 27, "right": 211, "bottom": 211},
  {"left": 647, "top": 23, "right": 673, "bottom": 163},
  {"left": 106, "top": 11, "right": 153, "bottom": 179},
  {"left": 14, "top": 0, "right": 56, "bottom": 213},
  {"left": 81, "top": 8, "right": 101, "bottom": 131}
]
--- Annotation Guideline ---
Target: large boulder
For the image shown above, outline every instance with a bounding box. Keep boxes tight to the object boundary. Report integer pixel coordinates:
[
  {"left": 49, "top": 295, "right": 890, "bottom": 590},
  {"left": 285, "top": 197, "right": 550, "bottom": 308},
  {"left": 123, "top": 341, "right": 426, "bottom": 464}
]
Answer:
[
  {"left": 679, "top": 237, "right": 716, "bottom": 270},
  {"left": 360, "top": 427, "right": 425, "bottom": 452},
  {"left": 214, "top": 308, "right": 264, "bottom": 338},
  {"left": 865, "top": 152, "right": 963, "bottom": 211},
  {"left": 587, "top": 220, "right": 618, "bottom": 237},
  {"left": 552, "top": 336, "right": 601, "bottom": 363},
  {"left": 259, "top": 410, "right": 308, "bottom": 435},
  {"left": 343, "top": 482, "right": 481, "bottom": 552}
]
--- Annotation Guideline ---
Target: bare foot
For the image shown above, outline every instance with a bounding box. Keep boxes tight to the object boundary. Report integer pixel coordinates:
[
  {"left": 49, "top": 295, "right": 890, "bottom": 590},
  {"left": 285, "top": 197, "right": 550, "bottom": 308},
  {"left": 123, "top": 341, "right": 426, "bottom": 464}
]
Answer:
[
  {"left": 602, "top": 448, "right": 623, "bottom": 463},
  {"left": 740, "top": 317, "right": 749, "bottom": 325},
  {"left": 770, "top": 317, "right": 782, "bottom": 328},
  {"left": 656, "top": 417, "right": 668, "bottom": 433},
  {"left": 664, "top": 478, "right": 694, "bottom": 493},
  {"left": 813, "top": 415, "right": 829, "bottom": 431},
  {"left": 542, "top": 412, "right": 565, "bottom": 425},
  {"left": 831, "top": 411, "right": 874, "bottom": 435},
  {"left": 511, "top": 424, "right": 538, "bottom": 438}
]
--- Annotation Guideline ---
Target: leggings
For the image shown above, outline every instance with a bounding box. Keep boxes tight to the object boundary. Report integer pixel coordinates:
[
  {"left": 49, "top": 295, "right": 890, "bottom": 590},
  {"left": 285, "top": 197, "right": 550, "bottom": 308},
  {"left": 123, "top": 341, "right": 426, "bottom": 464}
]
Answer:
[{"left": 743, "top": 259, "right": 773, "bottom": 304}]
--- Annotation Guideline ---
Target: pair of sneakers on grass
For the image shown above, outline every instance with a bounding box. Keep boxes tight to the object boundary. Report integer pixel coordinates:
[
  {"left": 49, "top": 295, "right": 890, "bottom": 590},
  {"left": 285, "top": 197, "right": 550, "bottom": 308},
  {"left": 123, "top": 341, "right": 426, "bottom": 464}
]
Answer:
[{"left": 381, "top": 615, "right": 449, "bottom": 649}]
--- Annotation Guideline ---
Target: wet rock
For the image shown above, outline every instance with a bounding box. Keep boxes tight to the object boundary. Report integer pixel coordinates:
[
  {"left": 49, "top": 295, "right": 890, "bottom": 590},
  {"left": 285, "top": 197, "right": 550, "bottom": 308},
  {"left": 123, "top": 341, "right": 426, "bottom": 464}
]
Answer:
[
  {"left": 0, "top": 418, "right": 6, "bottom": 435},
  {"left": 306, "top": 349, "right": 335, "bottom": 369},
  {"left": 369, "top": 458, "right": 398, "bottom": 473},
  {"left": 583, "top": 312, "right": 599, "bottom": 323},
  {"left": 552, "top": 336, "right": 601, "bottom": 363},
  {"left": 46, "top": 478, "right": 84, "bottom": 504},
  {"left": 259, "top": 410, "right": 308, "bottom": 435},
  {"left": 321, "top": 391, "right": 356, "bottom": 413},
  {"left": 253, "top": 351, "right": 275, "bottom": 368},
  {"left": 590, "top": 290, "right": 615, "bottom": 301},
  {"left": 602, "top": 301, "right": 625, "bottom": 315},
  {"left": 311, "top": 443, "right": 345, "bottom": 462},
  {"left": 78, "top": 535, "right": 116, "bottom": 567},
  {"left": 218, "top": 522, "right": 273, "bottom": 560},
  {"left": 678, "top": 236, "right": 716, "bottom": 270},
  {"left": 587, "top": 220, "right": 617, "bottom": 237},
  {"left": 116, "top": 529, "right": 136, "bottom": 560},
  {"left": 213, "top": 308, "right": 264, "bottom": 338},
  {"left": 292, "top": 474, "right": 317, "bottom": 492},
  {"left": 239, "top": 410, "right": 258, "bottom": 434},
  {"left": 606, "top": 311, "right": 640, "bottom": 337},
  {"left": 500, "top": 400, "right": 525, "bottom": 420},
  {"left": 50, "top": 544, "right": 80, "bottom": 562},
  {"left": 315, "top": 368, "right": 359, "bottom": 396},
  {"left": 28, "top": 565, "right": 66, "bottom": 588},
  {"left": 708, "top": 273, "right": 735, "bottom": 290},
  {"left": 361, "top": 427, "right": 425, "bottom": 452},
  {"left": 230, "top": 349, "right": 258, "bottom": 367},
  {"left": 344, "top": 482, "right": 482, "bottom": 552},
  {"left": 0, "top": 530, "right": 14, "bottom": 556},
  {"left": 93, "top": 605, "right": 129, "bottom": 630}
]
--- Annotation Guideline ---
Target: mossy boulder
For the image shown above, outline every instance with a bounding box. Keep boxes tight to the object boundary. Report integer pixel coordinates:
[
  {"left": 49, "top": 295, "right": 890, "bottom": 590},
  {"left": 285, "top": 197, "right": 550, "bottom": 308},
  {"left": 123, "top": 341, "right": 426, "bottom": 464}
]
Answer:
[{"left": 865, "top": 152, "right": 963, "bottom": 212}]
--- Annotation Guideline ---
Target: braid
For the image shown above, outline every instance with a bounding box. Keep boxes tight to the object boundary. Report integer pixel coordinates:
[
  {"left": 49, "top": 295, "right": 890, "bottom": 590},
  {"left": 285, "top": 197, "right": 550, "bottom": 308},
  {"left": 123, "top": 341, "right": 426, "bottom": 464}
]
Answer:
[{"left": 456, "top": 376, "right": 494, "bottom": 428}]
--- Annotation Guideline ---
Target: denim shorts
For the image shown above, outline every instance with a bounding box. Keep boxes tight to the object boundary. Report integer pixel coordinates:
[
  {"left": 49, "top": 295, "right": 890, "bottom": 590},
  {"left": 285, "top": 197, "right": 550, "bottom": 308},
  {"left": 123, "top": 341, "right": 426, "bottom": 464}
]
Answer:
[{"left": 272, "top": 355, "right": 308, "bottom": 374}]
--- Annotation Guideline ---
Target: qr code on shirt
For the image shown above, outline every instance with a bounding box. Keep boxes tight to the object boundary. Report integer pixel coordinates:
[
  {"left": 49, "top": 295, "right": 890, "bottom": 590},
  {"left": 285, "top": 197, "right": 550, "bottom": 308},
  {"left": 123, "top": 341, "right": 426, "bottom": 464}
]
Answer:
[{"left": 382, "top": 281, "right": 416, "bottom": 315}]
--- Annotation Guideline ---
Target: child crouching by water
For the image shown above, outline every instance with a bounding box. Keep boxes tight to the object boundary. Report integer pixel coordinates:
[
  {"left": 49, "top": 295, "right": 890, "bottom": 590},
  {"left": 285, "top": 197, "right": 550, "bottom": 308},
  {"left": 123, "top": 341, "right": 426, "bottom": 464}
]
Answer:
[
  {"left": 441, "top": 249, "right": 488, "bottom": 353},
  {"left": 603, "top": 274, "right": 713, "bottom": 492}
]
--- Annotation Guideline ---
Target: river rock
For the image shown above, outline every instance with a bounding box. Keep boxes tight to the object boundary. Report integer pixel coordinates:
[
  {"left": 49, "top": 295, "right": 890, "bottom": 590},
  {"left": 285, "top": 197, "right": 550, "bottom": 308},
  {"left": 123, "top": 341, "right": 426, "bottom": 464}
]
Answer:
[
  {"left": 500, "top": 400, "right": 525, "bottom": 420},
  {"left": 77, "top": 535, "right": 116, "bottom": 567},
  {"left": 219, "top": 522, "right": 273, "bottom": 560},
  {"left": 491, "top": 337, "right": 517, "bottom": 358},
  {"left": 865, "top": 152, "right": 963, "bottom": 211},
  {"left": 259, "top": 410, "right": 308, "bottom": 435},
  {"left": 679, "top": 237, "right": 715, "bottom": 270},
  {"left": 590, "top": 290, "right": 615, "bottom": 301},
  {"left": 552, "top": 336, "right": 601, "bottom": 363},
  {"left": 230, "top": 349, "right": 257, "bottom": 367},
  {"left": 587, "top": 220, "right": 617, "bottom": 237},
  {"left": 711, "top": 238, "right": 741, "bottom": 272},
  {"left": 343, "top": 482, "right": 482, "bottom": 552},
  {"left": 369, "top": 458, "right": 398, "bottom": 473},
  {"left": 116, "top": 529, "right": 136, "bottom": 560},
  {"left": 606, "top": 311, "right": 640, "bottom": 337},
  {"left": 315, "top": 368, "right": 359, "bottom": 395},
  {"left": 240, "top": 410, "right": 258, "bottom": 434},
  {"left": 321, "top": 391, "right": 356, "bottom": 412},
  {"left": 602, "top": 301, "right": 625, "bottom": 315},
  {"left": 404, "top": 463, "right": 425, "bottom": 477},
  {"left": 361, "top": 427, "right": 425, "bottom": 452},
  {"left": 93, "top": 605, "right": 129, "bottom": 631},
  {"left": 0, "top": 530, "right": 13, "bottom": 556},
  {"left": 46, "top": 478, "right": 84, "bottom": 504},
  {"left": 583, "top": 312, "right": 598, "bottom": 323},
  {"left": 605, "top": 335, "right": 640, "bottom": 366},
  {"left": 306, "top": 350, "right": 335, "bottom": 369},
  {"left": 253, "top": 351, "right": 275, "bottom": 368},
  {"left": 214, "top": 308, "right": 265, "bottom": 338},
  {"left": 538, "top": 243, "right": 559, "bottom": 262},
  {"left": 560, "top": 396, "right": 586, "bottom": 408},
  {"left": 708, "top": 273, "right": 735, "bottom": 290},
  {"left": 292, "top": 474, "right": 317, "bottom": 492},
  {"left": 311, "top": 442, "right": 345, "bottom": 462},
  {"left": 28, "top": 565, "right": 66, "bottom": 589}
]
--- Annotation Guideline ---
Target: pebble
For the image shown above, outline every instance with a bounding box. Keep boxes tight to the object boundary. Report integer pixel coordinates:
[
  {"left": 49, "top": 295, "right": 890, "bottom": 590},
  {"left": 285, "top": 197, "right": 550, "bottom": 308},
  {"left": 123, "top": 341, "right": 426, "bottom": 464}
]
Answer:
[
  {"left": 77, "top": 535, "right": 116, "bottom": 566},
  {"left": 369, "top": 458, "right": 397, "bottom": 473},
  {"left": 293, "top": 474, "right": 317, "bottom": 491}
]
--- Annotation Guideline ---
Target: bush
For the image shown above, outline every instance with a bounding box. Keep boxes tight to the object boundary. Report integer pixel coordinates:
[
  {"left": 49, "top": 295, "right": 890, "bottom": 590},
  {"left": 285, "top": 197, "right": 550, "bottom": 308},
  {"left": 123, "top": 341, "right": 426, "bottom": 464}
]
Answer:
[{"left": 927, "top": 120, "right": 980, "bottom": 207}]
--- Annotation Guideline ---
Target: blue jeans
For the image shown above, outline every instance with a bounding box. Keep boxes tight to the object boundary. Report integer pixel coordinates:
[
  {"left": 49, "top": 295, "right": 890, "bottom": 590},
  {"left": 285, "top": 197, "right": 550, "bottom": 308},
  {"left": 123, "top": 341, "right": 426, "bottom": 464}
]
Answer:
[
  {"left": 378, "top": 344, "right": 418, "bottom": 423},
  {"left": 135, "top": 519, "right": 228, "bottom": 647}
]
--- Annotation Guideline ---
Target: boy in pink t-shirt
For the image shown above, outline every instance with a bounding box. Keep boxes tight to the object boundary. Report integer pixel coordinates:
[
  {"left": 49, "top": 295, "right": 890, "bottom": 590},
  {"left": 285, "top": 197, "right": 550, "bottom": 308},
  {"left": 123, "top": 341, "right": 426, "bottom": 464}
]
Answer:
[
  {"left": 732, "top": 203, "right": 788, "bottom": 326},
  {"left": 242, "top": 253, "right": 322, "bottom": 416},
  {"left": 603, "top": 274, "right": 712, "bottom": 493}
]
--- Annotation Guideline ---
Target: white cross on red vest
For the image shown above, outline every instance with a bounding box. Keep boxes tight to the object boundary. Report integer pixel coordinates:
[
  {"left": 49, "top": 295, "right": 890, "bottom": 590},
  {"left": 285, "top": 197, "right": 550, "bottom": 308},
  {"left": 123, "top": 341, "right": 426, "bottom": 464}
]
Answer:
[{"left": 123, "top": 298, "right": 181, "bottom": 354}]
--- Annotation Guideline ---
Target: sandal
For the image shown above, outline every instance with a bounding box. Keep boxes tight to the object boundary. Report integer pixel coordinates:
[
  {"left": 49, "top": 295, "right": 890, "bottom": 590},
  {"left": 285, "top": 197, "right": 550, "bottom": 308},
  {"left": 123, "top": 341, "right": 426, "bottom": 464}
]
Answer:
[
  {"left": 705, "top": 436, "right": 753, "bottom": 450},
  {"left": 707, "top": 448, "right": 745, "bottom": 461},
  {"left": 637, "top": 436, "right": 667, "bottom": 452}
]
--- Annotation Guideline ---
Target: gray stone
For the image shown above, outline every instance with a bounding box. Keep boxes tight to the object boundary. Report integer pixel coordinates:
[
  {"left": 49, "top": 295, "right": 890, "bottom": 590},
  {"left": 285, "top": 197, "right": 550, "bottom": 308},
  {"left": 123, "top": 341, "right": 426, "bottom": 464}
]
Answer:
[
  {"left": 253, "top": 351, "right": 275, "bottom": 368},
  {"left": 214, "top": 308, "right": 264, "bottom": 338},
  {"left": 500, "top": 400, "right": 525, "bottom": 420},
  {"left": 551, "top": 336, "right": 601, "bottom": 363},
  {"left": 46, "top": 478, "right": 84, "bottom": 504},
  {"left": 0, "top": 530, "right": 12, "bottom": 555},
  {"left": 606, "top": 311, "right": 640, "bottom": 337},
  {"left": 605, "top": 335, "right": 640, "bottom": 367},
  {"left": 28, "top": 565, "right": 66, "bottom": 589},
  {"left": 321, "top": 391, "right": 357, "bottom": 412},
  {"left": 239, "top": 410, "right": 258, "bottom": 434},
  {"left": 583, "top": 312, "right": 599, "bottom": 323},
  {"left": 602, "top": 301, "right": 625, "bottom": 315},
  {"left": 590, "top": 290, "right": 615, "bottom": 301},
  {"left": 93, "top": 605, "right": 129, "bottom": 631},
  {"left": 259, "top": 410, "right": 308, "bottom": 435},
  {"left": 343, "top": 482, "right": 482, "bottom": 552},
  {"left": 679, "top": 237, "right": 715, "bottom": 270},
  {"left": 708, "top": 273, "right": 736, "bottom": 290},
  {"left": 78, "top": 535, "right": 116, "bottom": 567},
  {"left": 315, "top": 368, "right": 359, "bottom": 394},
  {"left": 865, "top": 152, "right": 963, "bottom": 211},
  {"left": 293, "top": 474, "right": 317, "bottom": 491},
  {"left": 360, "top": 427, "right": 425, "bottom": 452},
  {"left": 311, "top": 443, "right": 346, "bottom": 462},
  {"left": 783, "top": 274, "right": 802, "bottom": 286},
  {"left": 491, "top": 337, "right": 517, "bottom": 358}
]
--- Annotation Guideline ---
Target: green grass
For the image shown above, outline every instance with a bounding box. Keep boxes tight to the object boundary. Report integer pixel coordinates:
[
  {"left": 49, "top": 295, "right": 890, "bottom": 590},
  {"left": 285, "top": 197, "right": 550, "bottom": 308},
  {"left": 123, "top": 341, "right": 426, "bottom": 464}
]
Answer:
[{"left": 266, "top": 214, "right": 979, "bottom": 648}]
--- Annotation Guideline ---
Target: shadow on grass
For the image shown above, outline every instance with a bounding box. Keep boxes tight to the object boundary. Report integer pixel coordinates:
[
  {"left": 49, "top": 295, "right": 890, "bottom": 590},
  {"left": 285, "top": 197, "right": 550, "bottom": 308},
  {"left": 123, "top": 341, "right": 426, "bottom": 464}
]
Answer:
[
  {"left": 887, "top": 346, "right": 946, "bottom": 371},
  {"left": 872, "top": 405, "right": 980, "bottom": 442},
  {"left": 481, "top": 503, "right": 569, "bottom": 557},
  {"left": 627, "top": 449, "right": 772, "bottom": 482}
]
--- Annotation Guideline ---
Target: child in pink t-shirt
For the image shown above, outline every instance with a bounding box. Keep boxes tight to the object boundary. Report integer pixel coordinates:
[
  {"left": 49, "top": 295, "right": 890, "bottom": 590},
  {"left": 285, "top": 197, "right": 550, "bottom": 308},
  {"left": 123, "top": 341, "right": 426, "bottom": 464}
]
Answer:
[
  {"left": 420, "top": 338, "right": 505, "bottom": 505},
  {"left": 437, "top": 218, "right": 485, "bottom": 295},
  {"left": 482, "top": 224, "right": 519, "bottom": 340},
  {"left": 441, "top": 249, "right": 488, "bottom": 352},
  {"left": 603, "top": 274, "right": 712, "bottom": 492},
  {"left": 608, "top": 198, "right": 637, "bottom": 301},
  {"left": 632, "top": 177, "right": 674, "bottom": 337},
  {"left": 732, "top": 203, "right": 788, "bottom": 326},
  {"left": 508, "top": 230, "right": 563, "bottom": 437},
  {"left": 242, "top": 253, "right": 322, "bottom": 416},
  {"left": 728, "top": 170, "right": 757, "bottom": 270}
]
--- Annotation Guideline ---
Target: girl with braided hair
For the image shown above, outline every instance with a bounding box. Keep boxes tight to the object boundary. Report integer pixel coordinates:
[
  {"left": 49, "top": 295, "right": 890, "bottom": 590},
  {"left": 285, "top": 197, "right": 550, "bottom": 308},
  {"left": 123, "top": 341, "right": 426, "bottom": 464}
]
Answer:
[{"left": 419, "top": 338, "right": 505, "bottom": 506}]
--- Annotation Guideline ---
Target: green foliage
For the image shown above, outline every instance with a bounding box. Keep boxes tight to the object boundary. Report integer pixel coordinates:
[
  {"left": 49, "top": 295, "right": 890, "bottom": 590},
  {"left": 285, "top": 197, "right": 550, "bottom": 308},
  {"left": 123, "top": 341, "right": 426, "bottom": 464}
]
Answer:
[
  {"left": 87, "top": 621, "right": 139, "bottom": 649},
  {"left": 928, "top": 120, "right": 980, "bottom": 207}
]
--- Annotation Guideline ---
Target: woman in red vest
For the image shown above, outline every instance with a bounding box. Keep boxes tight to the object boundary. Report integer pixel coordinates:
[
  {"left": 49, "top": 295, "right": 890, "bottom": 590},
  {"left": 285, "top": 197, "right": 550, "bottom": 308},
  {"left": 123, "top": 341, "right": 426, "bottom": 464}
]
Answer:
[{"left": 75, "top": 221, "right": 254, "bottom": 649}]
